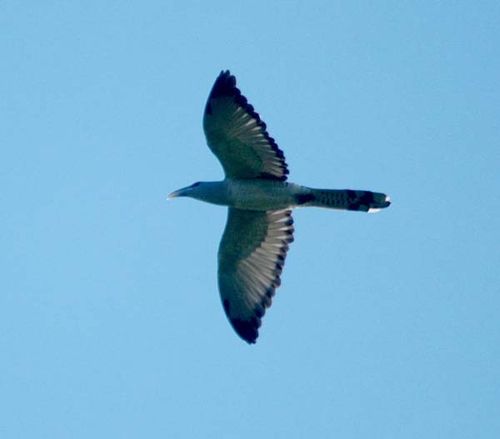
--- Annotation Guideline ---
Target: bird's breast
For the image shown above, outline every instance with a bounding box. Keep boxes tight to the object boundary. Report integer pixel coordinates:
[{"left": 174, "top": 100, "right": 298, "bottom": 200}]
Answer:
[{"left": 225, "top": 179, "right": 298, "bottom": 211}]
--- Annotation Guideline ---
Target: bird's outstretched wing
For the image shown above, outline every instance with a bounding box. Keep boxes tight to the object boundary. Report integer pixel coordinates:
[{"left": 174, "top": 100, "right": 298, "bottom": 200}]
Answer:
[
  {"left": 203, "top": 70, "right": 289, "bottom": 181},
  {"left": 218, "top": 208, "right": 294, "bottom": 343}
]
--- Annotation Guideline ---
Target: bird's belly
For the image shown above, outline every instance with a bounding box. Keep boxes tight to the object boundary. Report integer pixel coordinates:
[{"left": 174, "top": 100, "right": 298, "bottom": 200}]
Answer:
[{"left": 226, "top": 180, "right": 297, "bottom": 211}]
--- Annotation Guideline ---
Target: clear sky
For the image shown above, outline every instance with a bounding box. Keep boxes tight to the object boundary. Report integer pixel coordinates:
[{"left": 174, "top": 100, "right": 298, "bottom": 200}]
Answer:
[{"left": 1, "top": 1, "right": 499, "bottom": 438}]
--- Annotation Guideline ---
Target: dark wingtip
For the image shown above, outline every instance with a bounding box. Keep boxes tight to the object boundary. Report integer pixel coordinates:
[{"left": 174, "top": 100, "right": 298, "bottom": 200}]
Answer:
[
  {"left": 231, "top": 318, "right": 259, "bottom": 344},
  {"left": 209, "top": 70, "right": 236, "bottom": 99}
]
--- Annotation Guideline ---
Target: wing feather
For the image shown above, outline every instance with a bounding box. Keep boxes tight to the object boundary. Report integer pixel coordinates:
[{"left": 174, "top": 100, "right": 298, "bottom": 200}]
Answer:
[
  {"left": 218, "top": 208, "right": 294, "bottom": 343},
  {"left": 203, "top": 71, "right": 289, "bottom": 181}
]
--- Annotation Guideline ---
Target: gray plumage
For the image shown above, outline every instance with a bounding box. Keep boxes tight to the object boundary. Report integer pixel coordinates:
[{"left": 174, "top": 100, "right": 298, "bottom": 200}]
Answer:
[{"left": 169, "top": 71, "right": 390, "bottom": 344}]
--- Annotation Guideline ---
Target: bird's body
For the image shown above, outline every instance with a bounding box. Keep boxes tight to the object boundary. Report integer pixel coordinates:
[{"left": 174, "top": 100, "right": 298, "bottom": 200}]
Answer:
[
  {"left": 172, "top": 179, "right": 389, "bottom": 212},
  {"left": 169, "top": 71, "right": 391, "bottom": 344},
  {"left": 226, "top": 179, "right": 302, "bottom": 210}
]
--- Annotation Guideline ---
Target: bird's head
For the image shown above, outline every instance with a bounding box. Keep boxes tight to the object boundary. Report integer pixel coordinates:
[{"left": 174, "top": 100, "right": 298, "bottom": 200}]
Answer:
[{"left": 168, "top": 181, "right": 225, "bottom": 205}]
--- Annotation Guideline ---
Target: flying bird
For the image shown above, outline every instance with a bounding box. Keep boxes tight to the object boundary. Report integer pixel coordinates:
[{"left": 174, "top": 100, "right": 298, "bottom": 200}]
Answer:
[{"left": 169, "top": 70, "right": 390, "bottom": 344}]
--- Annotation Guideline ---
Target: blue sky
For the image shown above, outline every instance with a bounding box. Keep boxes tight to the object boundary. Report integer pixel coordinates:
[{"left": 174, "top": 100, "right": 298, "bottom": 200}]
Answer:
[{"left": 1, "top": 1, "right": 499, "bottom": 438}]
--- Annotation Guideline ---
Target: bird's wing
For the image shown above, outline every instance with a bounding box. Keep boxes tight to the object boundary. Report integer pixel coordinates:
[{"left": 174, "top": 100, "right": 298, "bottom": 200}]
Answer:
[
  {"left": 218, "top": 208, "right": 294, "bottom": 343},
  {"left": 203, "top": 71, "right": 289, "bottom": 181}
]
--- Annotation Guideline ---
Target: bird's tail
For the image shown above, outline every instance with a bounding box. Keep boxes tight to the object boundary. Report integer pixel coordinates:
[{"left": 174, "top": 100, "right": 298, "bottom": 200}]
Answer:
[{"left": 296, "top": 188, "right": 391, "bottom": 212}]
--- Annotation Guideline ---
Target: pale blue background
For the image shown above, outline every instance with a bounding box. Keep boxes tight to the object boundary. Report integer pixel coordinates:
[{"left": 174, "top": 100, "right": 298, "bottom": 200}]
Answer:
[{"left": 1, "top": 1, "right": 499, "bottom": 438}]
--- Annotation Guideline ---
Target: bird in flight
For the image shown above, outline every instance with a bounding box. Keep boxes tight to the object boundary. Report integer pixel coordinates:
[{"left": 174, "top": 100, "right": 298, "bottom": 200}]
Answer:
[{"left": 169, "top": 70, "right": 390, "bottom": 344}]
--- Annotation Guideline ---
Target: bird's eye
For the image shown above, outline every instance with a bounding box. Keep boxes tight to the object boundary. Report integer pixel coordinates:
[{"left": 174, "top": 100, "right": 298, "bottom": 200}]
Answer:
[{"left": 191, "top": 182, "right": 201, "bottom": 187}]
